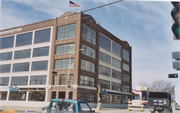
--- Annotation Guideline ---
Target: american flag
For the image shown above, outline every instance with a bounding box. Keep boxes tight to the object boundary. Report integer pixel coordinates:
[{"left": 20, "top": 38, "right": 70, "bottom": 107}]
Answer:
[{"left": 69, "top": 1, "right": 80, "bottom": 7}]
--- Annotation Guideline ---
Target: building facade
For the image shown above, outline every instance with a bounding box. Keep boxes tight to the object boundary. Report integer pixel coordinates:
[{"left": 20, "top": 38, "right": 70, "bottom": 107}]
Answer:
[{"left": 0, "top": 12, "right": 132, "bottom": 107}]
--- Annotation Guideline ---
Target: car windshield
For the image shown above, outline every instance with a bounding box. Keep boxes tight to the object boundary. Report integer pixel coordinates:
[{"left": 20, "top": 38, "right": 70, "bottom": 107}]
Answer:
[{"left": 50, "top": 101, "right": 75, "bottom": 112}]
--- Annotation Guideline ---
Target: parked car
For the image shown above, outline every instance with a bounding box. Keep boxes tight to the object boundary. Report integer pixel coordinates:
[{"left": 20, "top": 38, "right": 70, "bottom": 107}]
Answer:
[
  {"left": 41, "top": 99, "right": 95, "bottom": 113},
  {"left": 175, "top": 102, "right": 180, "bottom": 110}
]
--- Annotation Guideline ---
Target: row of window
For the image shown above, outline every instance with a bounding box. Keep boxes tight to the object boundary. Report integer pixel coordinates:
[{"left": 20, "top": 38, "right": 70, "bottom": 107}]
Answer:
[
  {"left": 53, "top": 74, "right": 73, "bottom": 85},
  {"left": 0, "top": 75, "right": 46, "bottom": 86},
  {"left": 80, "top": 75, "right": 95, "bottom": 87},
  {"left": 0, "top": 61, "right": 48, "bottom": 73},
  {"left": 98, "top": 79, "right": 130, "bottom": 92},
  {"left": 0, "top": 28, "right": 51, "bottom": 50},
  {"left": 0, "top": 91, "right": 45, "bottom": 101},
  {"left": 0, "top": 46, "right": 49, "bottom": 61}
]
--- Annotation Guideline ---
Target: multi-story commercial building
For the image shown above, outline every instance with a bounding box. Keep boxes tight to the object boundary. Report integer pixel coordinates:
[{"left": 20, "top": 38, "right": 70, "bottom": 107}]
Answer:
[{"left": 0, "top": 12, "right": 132, "bottom": 107}]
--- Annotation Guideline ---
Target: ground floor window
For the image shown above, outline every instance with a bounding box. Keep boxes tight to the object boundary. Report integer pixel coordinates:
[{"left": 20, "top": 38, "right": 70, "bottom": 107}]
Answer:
[
  {"left": 0, "top": 91, "right": 7, "bottom": 100},
  {"left": 79, "top": 93, "right": 95, "bottom": 103},
  {"left": 69, "top": 91, "right": 73, "bottom": 99},
  {"left": 9, "top": 91, "right": 26, "bottom": 101},
  {"left": 58, "top": 92, "right": 65, "bottom": 99},
  {"left": 100, "top": 94, "right": 110, "bottom": 104},
  {"left": 123, "top": 96, "right": 130, "bottom": 104},
  {"left": 28, "top": 91, "right": 45, "bottom": 101},
  {"left": 52, "top": 91, "right": 56, "bottom": 99},
  {"left": 111, "top": 95, "right": 121, "bottom": 104}
]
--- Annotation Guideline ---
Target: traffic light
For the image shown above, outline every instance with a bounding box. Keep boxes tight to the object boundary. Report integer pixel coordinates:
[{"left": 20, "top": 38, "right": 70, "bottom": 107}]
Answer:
[
  {"left": 96, "top": 86, "right": 101, "bottom": 94},
  {"left": 168, "top": 74, "right": 178, "bottom": 78},
  {"left": 171, "top": 2, "right": 180, "bottom": 40}
]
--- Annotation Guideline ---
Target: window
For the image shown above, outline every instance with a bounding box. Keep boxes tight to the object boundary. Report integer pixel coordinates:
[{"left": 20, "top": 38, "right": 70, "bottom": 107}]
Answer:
[
  {"left": 81, "top": 60, "right": 95, "bottom": 73},
  {"left": 99, "top": 34, "right": 111, "bottom": 52},
  {"left": 0, "top": 64, "right": 11, "bottom": 73},
  {"left": 99, "top": 52, "right": 111, "bottom": 64},
  {"left": 112, "top": 57, "right": 121, "bottom": 68},
  {"left": 33, "top": 47, "right": 49, "bottom": 57},
  {"left": 123, "top": 63, "right": 130, "bottom": 72},
  {"left": 98, "top": 79, "right": 110, "bottom": 89},
  {"left": 82, "top": 25, "right": 96, "bottom": 45},
  {"left": 57, "top": 23, "right": 76, "bottom": 40},
  {"left": 9, "top": 91, "right": 26, "bottom": 101},
  {"left": 52, "top": 92, "right": 56, "bottom": 99},
  {"left": 55, "top": 59, "right": 74, "bottom": 70},
  {"left": 112, "top": 42, "right": 121, "bottom": 57},
  {"left": 13, "top": 62, "right": 29, "bottom": 72},
  {"left": 82, "top": 44, "right": 96, "bottom": 58},
  {"left": 80, "top": 75, "right": 95, "bottom": 87},
  {"left": 32, "top": 61, "right": 48, "bottom": 71},
  {"left": 112, "top": 69, "right": 121, "bottom": 80},
  {"left": 123, "top": 49, "right": 129, "bottom": 62},
  {"left": 79, "top": 93, "right": 95, "bottom": 103},
  {"left": 79, "top": 103, "right": 91, "bottom": 112},
  {"left": 123, "top": 96, "right": 130, "bottom": 104},
  {"left": 53, "top": 75, "right": 58, "bottom": 85},
  {"left": 14, "top": 49, "right": 31, "bottom": 59},
  {"left": 16, "top": 32, "right": 32, "bottom": 47},
  {"left": 56, "top": 43, "right": 75, "bottom": 55},
  {"left": 60, "top": 74, "right": 66, "bottom": 85},
  {"left": 34, "top": 28, "right": 51, "bottom": 44},
  {"left": 112, "top": 82, "right": 121, "bottom": 91},
  {"left": 123, "top": 74, "right": 130, "bottom": 82},
  {"left": 30, "top": 75, "right": 46, "bottom": 85},
  {"left": 111, "top": 95, "right": 121, "bottom": 104},
  {"left": 100, "top": 94, "right": 110, "bottom": 104},
  {"left": 0, "top": 36, "right": 14, "bottom": 49},
  {"left": 28, "top": 91, "right": 45, "bottom": 101},
  {"left": 0, "top": 92, "right": 7, "bottom": 100},
  {"left": 0, "top": 52, "right": 12, "bottom": 61},
  {"left": 123, "top": 85, "right": 130, "bottom": 92},
  {"left": 0, "top": 77, "right": 9, "bottom": 86},
  {"left": 99, "top": 65, "right": 110, "bottom": 76},
  {"left": 11, "top": 76, "right": 28, "bottom": 86}
]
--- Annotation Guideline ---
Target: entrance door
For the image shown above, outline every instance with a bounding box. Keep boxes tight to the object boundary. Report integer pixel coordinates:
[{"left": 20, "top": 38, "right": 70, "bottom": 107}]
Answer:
[{"left": 58, "top": 92, "right": 65, "bottom": 99}]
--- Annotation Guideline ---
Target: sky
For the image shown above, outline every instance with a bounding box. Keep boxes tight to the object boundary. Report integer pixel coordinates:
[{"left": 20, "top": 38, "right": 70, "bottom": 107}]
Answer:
[{"left": 1, "top": 0, "right": 180, "bottom": 88}]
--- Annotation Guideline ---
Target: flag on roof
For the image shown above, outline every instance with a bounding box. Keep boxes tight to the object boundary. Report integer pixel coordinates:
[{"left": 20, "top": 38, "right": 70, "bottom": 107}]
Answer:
[{"left": 69, "top": 1, "right": 80, "bottom": 7}]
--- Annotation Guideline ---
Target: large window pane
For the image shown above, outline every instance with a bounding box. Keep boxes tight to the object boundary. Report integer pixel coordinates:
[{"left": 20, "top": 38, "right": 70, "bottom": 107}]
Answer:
[
  {"left": 16, "top": 32, "right": 32, "bottom": 47},
  {"left": 14, "top": 49, "right": 31, "bottom": 59},
  {"left": 112, "top": 82, "right": 121, "bottom": 91},
  {"left": 79, "top": 93, "right": 95, "bottom": 103},
  {"left": 33, "top": 46, "right": 49, "bottom": 57},
  {"left": 80, "top": 75, "right": 95, "bottom": 87},
  {"left": 34, "top": 28, "right": 51, "bottom": 44},
  {"left": 99, "top": 52, "right": 111, "bottom": 64},
  {"left": 112, "top": 42, "right": 121, "bottom": 57},
  {"left": 112, "top": 69, "right": 121, "bottom": 80},
  {"left": 0, "top": 36, "right": 14, "bottom": 49},
  {"left": 112, "top": 58, "right": 121, "bottom": 68},
  {"left": 0, "top": 52, "right": 12, "bottom": 61},
  {"left": 9, "top": 91, "right": 26, "bottom": 101},
  {"left": 123, "top": 74, "right": 130, "bottom": 82},
  {"left": 56, "top": 43, "right": 75, "bottom": 55},
  {"left": 82, "top": 25, "right": 96, "bottom": 45},
  {"left": 123, "top": 85, "right": 130, "bottom": 92},
  {"left": 99, "top": 34, "right": 111, "bottom": 52},
  {"left": 123, "top": 63, "right": 130, "bottom": 72},
  {"left": 100, "top": 94, "right": 110, "bottom": 104},
  {"left": 53, "top": 75, "right": 57, "bottom": 85},
  {"left": 32, "top": 61, "right": 48, "bottom": 71},
  {"left": 11, "top": 77, "right": 28, "bottom": 86},
  {"left": 99, "top": 65, "right": 110, "bottom": 76},
  {"left": 13, "top": 62, "right": 29, "bottom": 72},
  {"left": 0, "top": 92, "right": 7, "bottom": 100},
  {"left": 55, "top": 59, "right": 74, "bottom": 69},
  {"left": 30, "top": 75, "right": 46, "bottom": 85},
  {"left": 0, "top": 64, "right": 11, "bottom": 73},
  {"left": 98, "top": 79, "right": 110, "bottom": 89},
  {"left": 123, "top": 49, "right": 129, "bottom": 62},
  {"left": 111, "top": 95, "right": 121, "bottom": 104},
  {"left": 82, "top": 44, "right": 96, "bottom": 58},
  {"left": 60, "top": 75, "right": 66, "bottom": 85},
  {"left": 81, "top": 60, "right": 95, "bottom": 73},
  {"left": 0, "top": 77, "right": 9, "bottom": 86},
  {"left": 57, "top": 23, "right": 76, "bottom": 40},
  {"left": 28, "top": 91, "right": 45, "bottom": 101}
]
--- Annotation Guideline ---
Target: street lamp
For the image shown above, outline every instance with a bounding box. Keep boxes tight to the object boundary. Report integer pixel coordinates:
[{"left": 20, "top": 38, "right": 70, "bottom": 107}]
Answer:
[{"left": 67, "top": 48, "right": 83, "bottom": 99}]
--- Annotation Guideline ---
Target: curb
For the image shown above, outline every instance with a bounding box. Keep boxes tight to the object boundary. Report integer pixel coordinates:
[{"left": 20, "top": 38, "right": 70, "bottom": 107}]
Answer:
[{"left": 93, "top": 108, "right": 111, "bottom": 111}]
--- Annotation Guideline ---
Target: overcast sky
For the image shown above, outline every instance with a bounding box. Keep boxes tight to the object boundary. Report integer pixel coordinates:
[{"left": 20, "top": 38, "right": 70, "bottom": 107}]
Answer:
[{"left": 1, "top": 0, "right": 180, "bottom": 88}]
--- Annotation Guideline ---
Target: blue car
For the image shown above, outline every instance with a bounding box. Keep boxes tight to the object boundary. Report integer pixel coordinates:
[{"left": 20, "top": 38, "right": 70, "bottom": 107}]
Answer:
[
  {"left": 175, "top": 102, "right": 180, "bottom": 110},
  {"left": 41, "top": 99, "right": 95, "bottom": 113}
]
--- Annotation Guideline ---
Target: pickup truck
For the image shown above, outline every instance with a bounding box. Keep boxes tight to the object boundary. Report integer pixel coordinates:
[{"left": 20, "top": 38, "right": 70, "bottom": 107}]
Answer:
[
  {"left": 148, "top": 92, "right": 172, "bottom": 113},
  {"left": 41, "top": 99, "right": 95, "bottom": 113}
]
